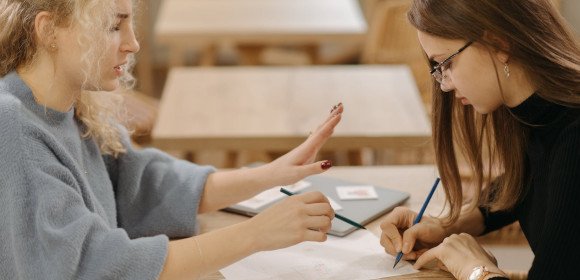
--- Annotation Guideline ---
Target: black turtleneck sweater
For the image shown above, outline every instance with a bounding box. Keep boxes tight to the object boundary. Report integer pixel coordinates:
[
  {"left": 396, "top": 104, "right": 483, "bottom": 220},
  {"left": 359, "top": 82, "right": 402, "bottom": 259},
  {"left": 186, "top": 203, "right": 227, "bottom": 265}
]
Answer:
[{"left": 479, "top": 94, "right": 580, "bottom": 279}]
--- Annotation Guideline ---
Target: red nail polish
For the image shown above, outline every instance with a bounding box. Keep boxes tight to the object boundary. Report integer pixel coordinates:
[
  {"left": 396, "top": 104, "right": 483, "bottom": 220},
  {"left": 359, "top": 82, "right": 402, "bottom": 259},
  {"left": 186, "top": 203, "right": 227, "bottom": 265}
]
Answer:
[{"left": 321, "top": 160, "right": 332, "bottom": 170}]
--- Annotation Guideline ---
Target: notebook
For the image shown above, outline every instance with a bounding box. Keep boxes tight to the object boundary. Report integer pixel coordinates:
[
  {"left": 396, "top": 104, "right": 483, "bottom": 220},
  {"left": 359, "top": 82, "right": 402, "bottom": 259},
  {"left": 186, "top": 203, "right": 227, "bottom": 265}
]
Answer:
[{"left": 223, "top": 174, "right": 410, "bottom": 237}]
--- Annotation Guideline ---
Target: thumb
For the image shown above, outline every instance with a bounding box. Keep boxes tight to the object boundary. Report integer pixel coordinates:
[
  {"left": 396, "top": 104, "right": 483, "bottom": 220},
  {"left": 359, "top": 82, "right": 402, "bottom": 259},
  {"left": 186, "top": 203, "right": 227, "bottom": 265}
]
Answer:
[{"left": 301, "top": 160, "right": 333, "bottom": 176}]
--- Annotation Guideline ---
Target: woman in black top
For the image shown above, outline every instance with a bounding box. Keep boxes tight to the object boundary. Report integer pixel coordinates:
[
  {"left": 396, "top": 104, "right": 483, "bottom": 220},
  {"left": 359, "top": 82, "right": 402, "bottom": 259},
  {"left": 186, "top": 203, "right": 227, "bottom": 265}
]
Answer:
[{"left": 379, "top": 1, "right": 579, "bottom": 279}]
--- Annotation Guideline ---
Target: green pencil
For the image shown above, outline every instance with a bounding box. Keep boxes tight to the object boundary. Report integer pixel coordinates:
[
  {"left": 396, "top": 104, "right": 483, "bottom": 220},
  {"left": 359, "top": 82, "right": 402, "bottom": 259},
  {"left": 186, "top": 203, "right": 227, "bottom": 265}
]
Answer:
[{"left": 280, "top": 187, "right": 366, "bottom": 230}]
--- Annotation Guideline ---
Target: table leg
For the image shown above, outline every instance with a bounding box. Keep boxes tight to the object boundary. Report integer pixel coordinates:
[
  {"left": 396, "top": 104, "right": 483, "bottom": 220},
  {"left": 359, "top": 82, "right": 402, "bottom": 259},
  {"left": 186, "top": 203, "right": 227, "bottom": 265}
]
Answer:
[{"left": 237, "top": 44, "right": 266, "bottom": 65}]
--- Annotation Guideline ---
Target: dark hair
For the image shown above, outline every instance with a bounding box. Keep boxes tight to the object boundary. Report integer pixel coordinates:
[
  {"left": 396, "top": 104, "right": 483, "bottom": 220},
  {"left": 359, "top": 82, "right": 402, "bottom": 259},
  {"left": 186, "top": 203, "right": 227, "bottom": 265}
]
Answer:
[{"left": 408, "top": 0, "right": 580, "bottom": 223}]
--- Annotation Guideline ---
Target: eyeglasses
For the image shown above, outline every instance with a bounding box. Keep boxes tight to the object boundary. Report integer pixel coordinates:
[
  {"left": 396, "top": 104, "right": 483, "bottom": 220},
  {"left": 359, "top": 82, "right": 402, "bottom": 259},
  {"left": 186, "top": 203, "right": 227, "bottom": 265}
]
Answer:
[{"left": 429, "top": 41, "right": 473, "bottom": 83}]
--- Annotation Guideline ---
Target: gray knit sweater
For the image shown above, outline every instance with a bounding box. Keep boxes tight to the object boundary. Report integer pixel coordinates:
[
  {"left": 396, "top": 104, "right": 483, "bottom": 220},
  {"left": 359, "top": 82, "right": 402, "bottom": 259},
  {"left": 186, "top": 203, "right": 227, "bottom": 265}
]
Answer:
[{"left": 0, "top": 72, "right": 215, "bottom": 280}]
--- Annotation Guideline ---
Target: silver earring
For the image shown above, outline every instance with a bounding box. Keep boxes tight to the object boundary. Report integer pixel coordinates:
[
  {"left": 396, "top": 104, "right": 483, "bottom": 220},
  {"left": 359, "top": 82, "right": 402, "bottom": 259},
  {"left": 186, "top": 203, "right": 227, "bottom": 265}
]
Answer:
[{"left": 504, "top": 63, "right": 510, "bottom": 79}]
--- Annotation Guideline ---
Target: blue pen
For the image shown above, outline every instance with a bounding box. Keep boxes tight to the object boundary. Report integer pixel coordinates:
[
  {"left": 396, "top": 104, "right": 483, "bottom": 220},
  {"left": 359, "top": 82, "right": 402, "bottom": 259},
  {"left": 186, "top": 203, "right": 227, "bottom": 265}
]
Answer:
[{"left": 393, "top": 177, "right": 440, "bottom": 269}]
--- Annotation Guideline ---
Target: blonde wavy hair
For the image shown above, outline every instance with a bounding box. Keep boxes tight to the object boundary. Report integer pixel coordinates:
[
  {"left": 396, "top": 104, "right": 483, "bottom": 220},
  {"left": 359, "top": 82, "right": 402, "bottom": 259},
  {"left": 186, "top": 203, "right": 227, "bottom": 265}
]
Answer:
[{"left": 0, "top": 0, "right": 137, "bottom": 157}]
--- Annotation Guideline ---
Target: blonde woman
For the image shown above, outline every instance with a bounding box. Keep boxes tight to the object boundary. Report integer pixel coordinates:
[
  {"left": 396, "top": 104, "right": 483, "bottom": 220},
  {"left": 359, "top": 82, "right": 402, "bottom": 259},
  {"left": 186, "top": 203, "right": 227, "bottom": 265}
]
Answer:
[
  {"left": 0, "top": 0, "right": 343, "bottom": 279},
  {"left": 380, "top": 0, "right": 579, "bottom": 279}
]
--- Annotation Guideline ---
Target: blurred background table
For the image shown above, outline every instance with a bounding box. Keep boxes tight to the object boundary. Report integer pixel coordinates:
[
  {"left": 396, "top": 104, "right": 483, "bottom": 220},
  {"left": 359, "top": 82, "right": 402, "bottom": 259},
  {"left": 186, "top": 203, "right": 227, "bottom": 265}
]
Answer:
[
  {"left": 154, "top": 0, "right": 367, "bottom": 66},
  {"left": 151, "top": 65, "right": 432, "bottom": 166}
]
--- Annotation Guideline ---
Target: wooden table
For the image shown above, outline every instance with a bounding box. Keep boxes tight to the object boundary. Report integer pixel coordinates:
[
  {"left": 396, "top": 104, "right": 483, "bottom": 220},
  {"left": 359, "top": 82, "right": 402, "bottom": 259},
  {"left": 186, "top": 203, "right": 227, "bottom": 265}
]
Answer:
[
  {"left": 152, "top": 65, "right": 431, "bottom": 165},
  {"left": 154, "top": 0, "right": 367, "bottom": 66},
  {"left": 198, "top": 165, "right": 453, "bottom": 279}
]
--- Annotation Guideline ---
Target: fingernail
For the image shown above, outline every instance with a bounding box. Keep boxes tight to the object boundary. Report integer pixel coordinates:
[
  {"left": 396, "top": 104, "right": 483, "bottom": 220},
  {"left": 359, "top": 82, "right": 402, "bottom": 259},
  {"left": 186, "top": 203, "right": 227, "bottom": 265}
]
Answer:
[
  {"left": 402, "top": 242, "right": 410, "bottom": 253},
  {"left": 321, "top": 160, "right": 332, "bottom": 170}
]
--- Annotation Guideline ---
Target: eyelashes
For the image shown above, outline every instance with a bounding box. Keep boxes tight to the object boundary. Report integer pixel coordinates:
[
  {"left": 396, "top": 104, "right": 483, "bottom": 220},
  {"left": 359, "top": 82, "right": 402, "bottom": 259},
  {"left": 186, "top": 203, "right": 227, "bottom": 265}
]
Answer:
[{"left": 429, "top": 60, "right": 438, "bottom": 69}]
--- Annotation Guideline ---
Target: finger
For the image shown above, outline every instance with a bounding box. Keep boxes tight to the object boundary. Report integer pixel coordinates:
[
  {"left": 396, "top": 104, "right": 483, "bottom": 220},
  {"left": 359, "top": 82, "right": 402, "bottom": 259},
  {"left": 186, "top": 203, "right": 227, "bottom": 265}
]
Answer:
[
  {"left": 325, "top": 103, "right": 344, "bottom": 122},
  {"left": 295, "top": 191, "right": 329, "bottom": 204},
  {"left": 316, "top": 104, "right": 343, "bottom": 134},
  {"left": 309, "top": 111, "right": 342, "bottom": 142},
  {"left": 415, "top": 248, "right": 429, "bottom": 258},
  {"left": 402, "top": 251, "right": 417, "bottom": 260},
  {"left": 307, "top": 103, "right": 343, "bottom": 144},
  {"left": 305, "top": 215, "right": 333, "bottom": 233},
  {"left": 380, "top": 207, "right": 416, "bottom": 251},
  {"left": 380, "top": 232, "right": 398, "bottom": 255},
  {"left": 305, "top": 202, "right": 334, "bottom": 218},
  {"left": 297, "top": 160, "right": 333, "bottom": 177},
  {"left": 381, "top": 207, "right": 417, "bottom": 230},
  {"left": 401, "top": 224, "right": 426, "bottom": 254},
  {"left": 413, "top": 247, "right": 442, "bottom": 269},
  {"left": 380, "top": 223, "right": 403, "bottom": 253},
  {"left": 303, "top": 229, "right": 328, "bottom": 242}
]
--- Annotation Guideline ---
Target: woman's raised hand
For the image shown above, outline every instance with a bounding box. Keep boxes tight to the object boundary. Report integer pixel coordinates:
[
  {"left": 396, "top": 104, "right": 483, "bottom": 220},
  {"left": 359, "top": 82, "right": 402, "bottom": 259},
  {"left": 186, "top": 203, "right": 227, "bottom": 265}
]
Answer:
[{"left": 265, "top": 103, "right": 343, "bottom": 187}]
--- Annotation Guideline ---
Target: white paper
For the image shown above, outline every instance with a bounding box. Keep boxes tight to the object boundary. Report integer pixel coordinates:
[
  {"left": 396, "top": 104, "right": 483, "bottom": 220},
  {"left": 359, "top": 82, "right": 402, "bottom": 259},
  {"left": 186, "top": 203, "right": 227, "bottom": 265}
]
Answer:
[
  {"left": 237, "top": 181, "right": 312, "bottom": 209},
  {"left": 220, "top": 230, "right": 418, "bottom": 280},
  {"left": 336, "top": 185, "right": 379, "bottom": 200}
]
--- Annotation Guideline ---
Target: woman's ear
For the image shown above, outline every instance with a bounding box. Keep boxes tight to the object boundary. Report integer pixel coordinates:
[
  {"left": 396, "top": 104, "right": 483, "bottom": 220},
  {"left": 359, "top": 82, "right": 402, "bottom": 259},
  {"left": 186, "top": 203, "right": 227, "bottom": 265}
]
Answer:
[
  {"left": 483, "top": 31, "right": 510, "bottom": 64},
  {"left": 34, "top": 11, "right": 57, "bottom": 50}
]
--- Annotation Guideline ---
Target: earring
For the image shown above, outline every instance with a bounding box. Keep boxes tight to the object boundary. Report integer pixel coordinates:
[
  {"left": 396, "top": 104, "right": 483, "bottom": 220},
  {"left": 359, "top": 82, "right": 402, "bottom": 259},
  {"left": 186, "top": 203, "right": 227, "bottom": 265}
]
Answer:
[
  {"left": 49, "top": 43, "right": 57, "bottom": 51},
  {"left": 504, "top": 63, "right": 510, "bottom": 79}
]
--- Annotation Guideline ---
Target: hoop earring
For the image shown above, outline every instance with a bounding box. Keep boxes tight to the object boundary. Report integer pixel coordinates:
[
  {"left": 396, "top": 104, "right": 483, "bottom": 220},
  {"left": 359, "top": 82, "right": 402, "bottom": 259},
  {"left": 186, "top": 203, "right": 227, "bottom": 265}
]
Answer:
[{"left": 503, "top": 63, "right": 510, "bottom": 79}]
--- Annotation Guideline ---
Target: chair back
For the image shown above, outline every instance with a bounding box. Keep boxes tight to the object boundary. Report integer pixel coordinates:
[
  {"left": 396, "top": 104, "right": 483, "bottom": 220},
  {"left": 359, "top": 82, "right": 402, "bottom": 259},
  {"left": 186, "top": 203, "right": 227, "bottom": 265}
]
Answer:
[{"left": 361, "top": 0, "right": 432, "bottom": 106}]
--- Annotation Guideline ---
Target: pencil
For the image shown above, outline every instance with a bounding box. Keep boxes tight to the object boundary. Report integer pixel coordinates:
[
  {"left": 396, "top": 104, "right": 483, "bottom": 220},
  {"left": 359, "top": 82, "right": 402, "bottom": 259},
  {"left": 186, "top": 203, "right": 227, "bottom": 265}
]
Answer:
[
  {"left": 393, "top": 177, "right": 440, "bottom": 269},
  {"left": 279, "top": 187, "right": 366, "bottom": 230}
]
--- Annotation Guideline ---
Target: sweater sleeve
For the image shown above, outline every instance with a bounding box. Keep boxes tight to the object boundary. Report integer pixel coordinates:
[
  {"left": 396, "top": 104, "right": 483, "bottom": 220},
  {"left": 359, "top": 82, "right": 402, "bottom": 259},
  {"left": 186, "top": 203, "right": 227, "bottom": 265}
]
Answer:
[
  {"left": 104, "top": 134, "right": 215, "bottom": 239},
  {"left": 478, "top": 207, "right": 517, "bottom": 235},
  {"left": 0, "top": 111, "right": 168, "bottom": 280},
  {"left": 526, "top": 126, "right": 580, "bottom": 279}
]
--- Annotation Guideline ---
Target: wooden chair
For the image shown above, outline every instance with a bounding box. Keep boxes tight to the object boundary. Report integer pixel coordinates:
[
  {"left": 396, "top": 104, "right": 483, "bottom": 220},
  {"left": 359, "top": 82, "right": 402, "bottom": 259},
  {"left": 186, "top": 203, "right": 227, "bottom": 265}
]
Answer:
[
  {"left": 133, "top": 0, "right": 156, "bottom": 97},
  {"left": 120, "top": 90, "right": 159, "bottom": 145},
  {"left": 360, "top": 0, "right": 431, "bottom": 107},
  {"left": 124, "top": 1, "right": 163, "bottom": 146}
]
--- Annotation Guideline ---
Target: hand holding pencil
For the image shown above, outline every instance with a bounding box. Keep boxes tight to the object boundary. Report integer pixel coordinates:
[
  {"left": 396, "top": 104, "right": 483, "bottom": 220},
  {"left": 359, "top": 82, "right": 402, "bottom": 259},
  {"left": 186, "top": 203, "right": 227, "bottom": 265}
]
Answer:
[
  {"left": 244, "top": 190, "right": 335, "bottom": 252},
  {"left": 280, "top": 188, "right": 366, "bottom": 230},
  {"left": 379, "top": 178, "right": 445, "bottom": 267}
]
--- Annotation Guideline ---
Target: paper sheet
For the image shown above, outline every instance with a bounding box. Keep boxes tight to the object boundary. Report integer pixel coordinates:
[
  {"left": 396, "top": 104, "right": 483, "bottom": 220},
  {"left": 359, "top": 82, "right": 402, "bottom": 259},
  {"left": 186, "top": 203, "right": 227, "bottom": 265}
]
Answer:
[{"left": 220, "top": 230, "right": 418, "bottom": 280}]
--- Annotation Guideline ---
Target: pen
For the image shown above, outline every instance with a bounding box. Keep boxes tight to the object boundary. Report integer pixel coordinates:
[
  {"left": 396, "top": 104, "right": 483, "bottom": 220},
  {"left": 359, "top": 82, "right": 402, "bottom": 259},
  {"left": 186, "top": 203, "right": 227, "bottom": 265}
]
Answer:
[
  {"left": 393, "top": 177, "right": 440, "bottom": 269},
  {"left": 279, "top": 187, "right": 366, "bottom": 230}
]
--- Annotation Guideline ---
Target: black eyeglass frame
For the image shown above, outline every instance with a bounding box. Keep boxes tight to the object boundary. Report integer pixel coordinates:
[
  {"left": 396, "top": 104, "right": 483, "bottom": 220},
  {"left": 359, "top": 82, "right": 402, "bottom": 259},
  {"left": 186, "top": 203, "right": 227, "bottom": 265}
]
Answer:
[{"left": 429, "top": 41, "right": 473, "bottom": 83}]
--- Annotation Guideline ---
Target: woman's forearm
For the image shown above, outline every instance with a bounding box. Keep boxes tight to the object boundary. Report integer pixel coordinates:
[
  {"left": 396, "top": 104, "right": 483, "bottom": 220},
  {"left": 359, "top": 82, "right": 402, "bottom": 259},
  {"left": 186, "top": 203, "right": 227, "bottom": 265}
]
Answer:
[
  {"left": 158, "top": 220, "right": 258, "bottom": 280},
  {"left": 198, "top": 165, "right": 275, "bottom": 213},
  {"left": 445, "top": 207, "right": 486, "bottom": 236}
]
